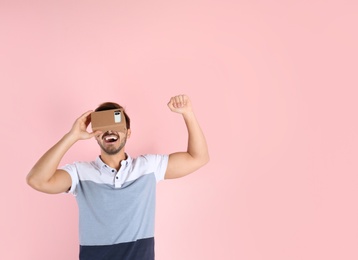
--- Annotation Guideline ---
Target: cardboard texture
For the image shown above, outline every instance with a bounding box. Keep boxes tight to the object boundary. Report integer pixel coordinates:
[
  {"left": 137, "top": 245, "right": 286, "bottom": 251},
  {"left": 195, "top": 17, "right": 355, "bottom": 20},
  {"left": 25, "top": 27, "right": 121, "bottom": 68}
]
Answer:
[{"left": 91, "top": 108, "right": 127, "bottom": 132}]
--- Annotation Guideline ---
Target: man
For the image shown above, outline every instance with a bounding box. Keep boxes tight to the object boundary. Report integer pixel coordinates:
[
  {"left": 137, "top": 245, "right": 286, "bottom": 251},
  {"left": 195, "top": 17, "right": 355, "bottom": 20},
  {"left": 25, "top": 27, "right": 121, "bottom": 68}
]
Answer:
[{"left": 26, "top": 94, "right": 209, "bottom": 260}]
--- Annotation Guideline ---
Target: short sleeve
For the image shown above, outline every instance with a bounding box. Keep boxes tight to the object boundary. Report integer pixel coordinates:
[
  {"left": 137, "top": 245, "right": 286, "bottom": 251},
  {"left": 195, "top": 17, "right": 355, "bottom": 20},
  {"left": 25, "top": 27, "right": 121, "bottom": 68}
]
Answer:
[
  {"left": 142, "top": 154, "right": 169, "bottom": 182},
  {"left": 60, "top": 163, "right": 79, "bottom": 196}
]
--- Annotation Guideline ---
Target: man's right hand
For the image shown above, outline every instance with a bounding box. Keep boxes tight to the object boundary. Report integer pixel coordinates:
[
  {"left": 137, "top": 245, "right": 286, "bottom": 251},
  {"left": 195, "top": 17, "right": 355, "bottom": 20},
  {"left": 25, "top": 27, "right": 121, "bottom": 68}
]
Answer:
[{"left": 68, "top": 110, "right": 102, "bottom": 141}]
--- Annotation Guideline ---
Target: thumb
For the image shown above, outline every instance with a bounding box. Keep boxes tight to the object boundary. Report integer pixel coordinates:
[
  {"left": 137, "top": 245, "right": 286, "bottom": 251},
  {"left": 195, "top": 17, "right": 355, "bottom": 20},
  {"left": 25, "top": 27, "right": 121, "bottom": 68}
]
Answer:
[
  {"left": 167, "top": 98, "right": 175, "bottom": 111},
  {"left": 88, "top": 130, "right": 102, "bottom": 139}
]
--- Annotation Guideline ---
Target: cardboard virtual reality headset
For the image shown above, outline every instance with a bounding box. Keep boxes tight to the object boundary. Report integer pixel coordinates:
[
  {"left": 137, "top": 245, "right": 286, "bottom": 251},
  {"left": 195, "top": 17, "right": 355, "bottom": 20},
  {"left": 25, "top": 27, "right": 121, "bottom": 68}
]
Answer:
[{"left": 91, "top": 108, "right": 127, "bottom": 132}]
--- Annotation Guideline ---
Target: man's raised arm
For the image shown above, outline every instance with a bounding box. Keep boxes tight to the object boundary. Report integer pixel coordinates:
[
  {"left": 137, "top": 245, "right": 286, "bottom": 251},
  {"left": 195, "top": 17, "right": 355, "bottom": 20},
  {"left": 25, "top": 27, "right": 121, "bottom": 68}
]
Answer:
[{"left": 165, "top": 95, "right": 209, "bottom": 179}]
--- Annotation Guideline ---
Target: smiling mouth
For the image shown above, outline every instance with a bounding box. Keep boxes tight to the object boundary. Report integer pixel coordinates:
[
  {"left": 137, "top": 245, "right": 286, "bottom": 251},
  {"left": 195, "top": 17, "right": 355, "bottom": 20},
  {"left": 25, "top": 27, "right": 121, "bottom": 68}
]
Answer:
[{"left": 103, "top": 134, "right": 119, "bottom": 143}]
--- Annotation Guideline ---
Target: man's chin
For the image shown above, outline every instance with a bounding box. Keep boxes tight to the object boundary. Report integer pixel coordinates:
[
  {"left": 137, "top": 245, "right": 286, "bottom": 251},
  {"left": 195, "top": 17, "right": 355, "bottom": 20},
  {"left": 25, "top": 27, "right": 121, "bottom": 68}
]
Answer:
[
  {"left": 103, "top": 148, "right": 121, "bottom": 155},
  {"left": 103, "top": 144, "right": 126, "bottom": 155},
  {"left": 98, "top": 140, "right": 126, "bottom": 155}
]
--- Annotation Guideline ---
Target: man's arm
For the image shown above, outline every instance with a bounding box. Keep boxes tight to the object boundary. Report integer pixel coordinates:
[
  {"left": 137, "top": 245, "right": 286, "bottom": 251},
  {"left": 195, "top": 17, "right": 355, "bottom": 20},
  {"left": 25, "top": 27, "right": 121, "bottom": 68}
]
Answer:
[
  {"left": 165, "top": 95, "right": 209, "bottom": 179},
  {"left": 26, "top": 110, "right": 101, "bottom": 194}
]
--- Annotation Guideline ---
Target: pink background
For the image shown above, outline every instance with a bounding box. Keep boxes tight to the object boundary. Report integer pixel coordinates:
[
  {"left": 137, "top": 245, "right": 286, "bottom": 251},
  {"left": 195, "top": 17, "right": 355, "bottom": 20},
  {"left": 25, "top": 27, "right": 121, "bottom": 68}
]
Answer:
[{"left": 1, "top": 0, "right": 358, "bottom": 259}]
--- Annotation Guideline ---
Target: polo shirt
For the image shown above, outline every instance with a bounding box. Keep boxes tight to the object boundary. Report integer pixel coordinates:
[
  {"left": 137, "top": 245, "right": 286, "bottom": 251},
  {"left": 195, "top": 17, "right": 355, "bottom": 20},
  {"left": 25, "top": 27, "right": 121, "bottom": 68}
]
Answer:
[{"left": 61, "top": 154, "right": 169, "bottom": 260}]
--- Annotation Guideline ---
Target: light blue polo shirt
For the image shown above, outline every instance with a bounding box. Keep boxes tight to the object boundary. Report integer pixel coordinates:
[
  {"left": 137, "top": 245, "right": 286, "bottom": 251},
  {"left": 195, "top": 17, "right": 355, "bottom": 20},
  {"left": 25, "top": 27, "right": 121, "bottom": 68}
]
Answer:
[{"left": 61, "top": 154, "right": 168, "bottom": 259}]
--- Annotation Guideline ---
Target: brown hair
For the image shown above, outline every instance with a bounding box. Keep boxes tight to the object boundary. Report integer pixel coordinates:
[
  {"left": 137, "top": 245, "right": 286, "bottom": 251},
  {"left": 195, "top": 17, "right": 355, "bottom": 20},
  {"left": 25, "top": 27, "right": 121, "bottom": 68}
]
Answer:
[{"left": 95, "top": 102, "right": 131, "bottom": 129}]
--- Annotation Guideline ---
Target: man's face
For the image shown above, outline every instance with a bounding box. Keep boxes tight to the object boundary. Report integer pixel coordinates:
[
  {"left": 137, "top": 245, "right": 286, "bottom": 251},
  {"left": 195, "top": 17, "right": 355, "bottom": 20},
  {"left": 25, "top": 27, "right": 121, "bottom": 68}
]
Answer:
[{"left": 95, "top": 129, "right": 130, "bottom": 155}]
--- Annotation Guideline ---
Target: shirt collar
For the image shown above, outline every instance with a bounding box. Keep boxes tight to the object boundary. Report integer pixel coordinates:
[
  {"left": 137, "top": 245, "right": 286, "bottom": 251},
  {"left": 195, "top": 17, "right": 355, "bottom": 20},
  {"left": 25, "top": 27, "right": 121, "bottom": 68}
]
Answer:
[{"left": 95, "top": 153, "right": 132, "bottom": 169}]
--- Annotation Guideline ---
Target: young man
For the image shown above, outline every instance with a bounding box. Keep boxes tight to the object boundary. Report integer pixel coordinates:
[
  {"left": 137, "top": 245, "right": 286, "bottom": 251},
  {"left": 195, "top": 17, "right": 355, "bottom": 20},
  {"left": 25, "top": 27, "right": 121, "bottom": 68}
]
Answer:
[{"left": 26, "top": 94, "right": 209, "bottom": 260}]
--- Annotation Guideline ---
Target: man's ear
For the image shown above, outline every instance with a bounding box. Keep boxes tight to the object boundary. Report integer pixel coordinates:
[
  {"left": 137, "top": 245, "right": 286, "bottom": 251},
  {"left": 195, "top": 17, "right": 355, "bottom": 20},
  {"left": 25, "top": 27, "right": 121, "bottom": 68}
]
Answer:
[{"left": 127, "top": 129, "right": 131, "bottom": 138}]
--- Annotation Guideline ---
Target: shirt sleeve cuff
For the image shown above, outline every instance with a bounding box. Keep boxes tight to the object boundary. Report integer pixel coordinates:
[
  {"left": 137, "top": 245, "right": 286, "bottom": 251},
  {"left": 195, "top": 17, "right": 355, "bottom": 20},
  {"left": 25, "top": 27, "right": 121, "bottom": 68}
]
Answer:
[{"left": 61, "top": 164, "right": 79, "bottom": 196}]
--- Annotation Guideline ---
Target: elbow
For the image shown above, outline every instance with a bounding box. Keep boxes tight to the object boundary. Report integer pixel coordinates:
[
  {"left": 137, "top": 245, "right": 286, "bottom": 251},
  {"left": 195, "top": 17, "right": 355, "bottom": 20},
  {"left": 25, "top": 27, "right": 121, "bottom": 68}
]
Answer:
[
  {"left": 199, "top": 153, "right": 210, "bottom": 168},
  {"left": 26, "top": 173, "right": 37, "bottom": 189},
  {"left": 26, "top": 172, "right": 44, "bottom": 191}
]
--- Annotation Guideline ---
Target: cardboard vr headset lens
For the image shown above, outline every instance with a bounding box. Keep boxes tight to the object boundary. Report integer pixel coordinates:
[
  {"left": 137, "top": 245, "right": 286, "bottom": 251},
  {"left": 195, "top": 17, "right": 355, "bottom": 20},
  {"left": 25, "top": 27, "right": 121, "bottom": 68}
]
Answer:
[{"left": 91, "top": 108, "right": 127, "bottom": 132}]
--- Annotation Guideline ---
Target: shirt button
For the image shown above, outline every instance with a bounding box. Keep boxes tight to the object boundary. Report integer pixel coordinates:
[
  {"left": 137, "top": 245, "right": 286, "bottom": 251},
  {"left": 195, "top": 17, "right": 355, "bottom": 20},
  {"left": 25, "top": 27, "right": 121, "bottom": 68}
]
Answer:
[
  {"left": 112, "top": 170, "right": 115, "bottom": 172},
  {"left": 116, "top": 176, "right": 119, "bottom": 179}
]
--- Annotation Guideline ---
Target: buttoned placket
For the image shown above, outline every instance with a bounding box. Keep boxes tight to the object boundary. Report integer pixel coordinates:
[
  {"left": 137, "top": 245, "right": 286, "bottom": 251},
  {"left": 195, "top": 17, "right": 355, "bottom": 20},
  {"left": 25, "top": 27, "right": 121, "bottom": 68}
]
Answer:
[
  {"left": 103, "top": 165, "right": 119, "bottom": 187},
  {"left": 114, "top": 160, "right": 127, "bottom": 188},
  {"left": 99, "top": 157, "right": 129, "bottom": 188}
]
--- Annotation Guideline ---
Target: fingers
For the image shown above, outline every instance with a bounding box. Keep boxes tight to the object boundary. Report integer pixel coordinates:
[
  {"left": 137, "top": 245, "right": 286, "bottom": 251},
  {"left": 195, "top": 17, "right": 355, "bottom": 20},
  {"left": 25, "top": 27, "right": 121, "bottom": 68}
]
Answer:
[
  {"left": 77, "top": 110, "right": 93, "bottom": 121},
  {"left": 81, "top": 110, "right": 93, "bottom": 117},
  {"left": 69, "top": 110, "right": 93, "bottom": 136},
  {"left": 87, "top": 130, "right": 102, "bottom": 139},
  {"left": 81, "top": 110, "right": 93, "bottom": 125},
  {"left": 168, "top": 95, "right": 187, "bottom": 109},
  {"left": 74, "top": 110, "right": 92, "bottom": 126}
]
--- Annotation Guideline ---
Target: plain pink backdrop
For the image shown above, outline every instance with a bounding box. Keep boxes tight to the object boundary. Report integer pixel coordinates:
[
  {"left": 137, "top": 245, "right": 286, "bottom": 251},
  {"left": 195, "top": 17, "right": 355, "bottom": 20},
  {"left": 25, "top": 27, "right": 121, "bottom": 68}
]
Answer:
[{"left": 1, "top": 0, "right": 358, "bottom": 259}]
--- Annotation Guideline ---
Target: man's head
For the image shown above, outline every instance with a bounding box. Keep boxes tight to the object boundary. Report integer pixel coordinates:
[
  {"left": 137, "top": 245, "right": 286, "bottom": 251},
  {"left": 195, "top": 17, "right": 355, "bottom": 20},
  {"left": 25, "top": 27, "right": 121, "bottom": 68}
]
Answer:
[{"left": 94, "top": 102, "right": 131, "bottom": 155}]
